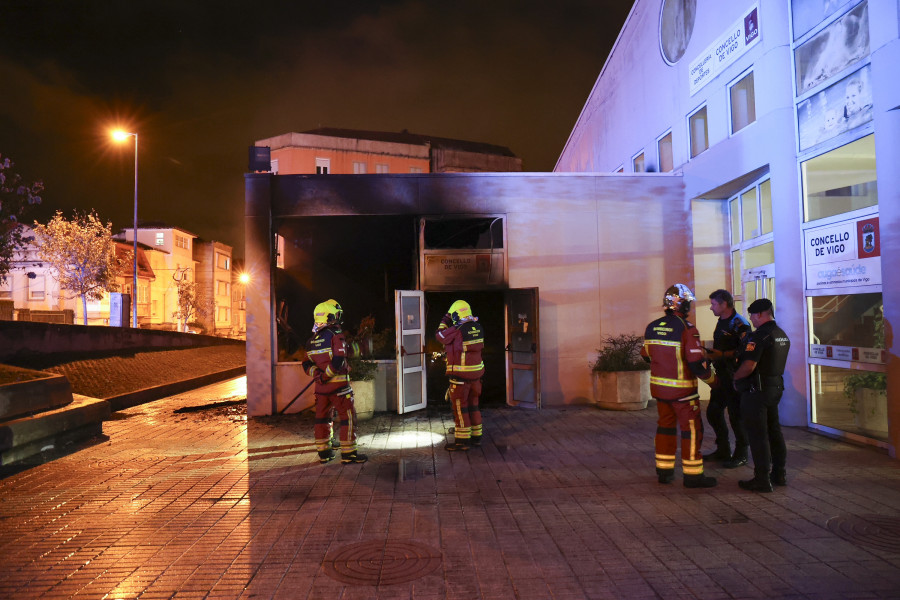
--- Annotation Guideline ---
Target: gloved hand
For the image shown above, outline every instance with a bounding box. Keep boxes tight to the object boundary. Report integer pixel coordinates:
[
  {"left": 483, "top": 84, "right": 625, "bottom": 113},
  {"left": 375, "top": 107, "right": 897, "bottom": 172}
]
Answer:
[
  {"left": 440, "top": 313, "right": 454, "bottom": 328},
  {"left": 302, "top": 360, "right": 315, "bottom": 375}
]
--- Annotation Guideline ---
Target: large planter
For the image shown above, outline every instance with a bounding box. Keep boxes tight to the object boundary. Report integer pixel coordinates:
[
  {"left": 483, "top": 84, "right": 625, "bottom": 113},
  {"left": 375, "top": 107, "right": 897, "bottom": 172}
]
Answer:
[
  {"left": 852, "top": 388, "right": 888, "bottom": 437},
  {"left": 353, "top": 380, "right": 375, "bottom": 421},
  {"left": 591, "top": 370, "right": 650, "bottom": 410}
]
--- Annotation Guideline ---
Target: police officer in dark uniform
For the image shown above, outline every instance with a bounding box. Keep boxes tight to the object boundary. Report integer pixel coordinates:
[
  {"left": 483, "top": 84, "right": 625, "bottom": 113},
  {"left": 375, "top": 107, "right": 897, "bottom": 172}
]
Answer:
[
  {"left": 703, "top": 289, "right": 751, "bottom": 468},
  {"left": 733, "top": 298, "right": 791, "bottom": 493}
]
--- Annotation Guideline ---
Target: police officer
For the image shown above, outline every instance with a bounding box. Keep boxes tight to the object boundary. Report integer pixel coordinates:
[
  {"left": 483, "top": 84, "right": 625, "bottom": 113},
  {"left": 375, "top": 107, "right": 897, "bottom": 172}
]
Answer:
[
  {"left": 436, "top": 300, "right": 485, "bottom": 451},
  {"left": 733, "top": 298, "right": 790, "bottom": 493},
  {"left": 703, "top": 289, "right": 751, "bottom": 468},
  {"left": 302, "top": 300, "right": 368, "bottom": 464},
  {"left": 641, "top": 284, "right": 719, "bottom": 489}
]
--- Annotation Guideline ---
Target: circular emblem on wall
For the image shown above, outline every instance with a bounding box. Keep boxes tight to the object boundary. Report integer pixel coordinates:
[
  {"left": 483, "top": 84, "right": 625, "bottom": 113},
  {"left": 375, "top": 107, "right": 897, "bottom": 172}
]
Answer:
[{"left": 659, "top": 0, "right": 697, "bottom": 65}]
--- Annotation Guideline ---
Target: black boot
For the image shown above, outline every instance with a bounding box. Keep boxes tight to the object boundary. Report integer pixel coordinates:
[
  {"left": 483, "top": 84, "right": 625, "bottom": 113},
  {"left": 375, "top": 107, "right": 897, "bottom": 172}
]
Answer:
[
  {"left": 657, "top": 469, "right": 674, "bottom": 484},
  {"left": 445, "top": 440, "right": 470, "bottom": 452},
  {"left": 318, "top": 449, "right": 335, "bottom": 464},
  {"left": 468, "top": 435, "right": 482, "bottom": 447},
  {"left": 738, "top": 475, "right": 773, "bottom": 493},
  {"left": 770, "top": 469, "right": 787, "bottom": 486},
  {"left": 723, "top": 446, "right": 749, "bottom": 469},
  {"left": 341, "top": 451, "right": 368, "bottom": 464},
  {"left": 703, "top": 447, "right": 731, "bottom": 462},
  {"left": 684, "top": 474, "right": 717, "bottom": 488}
]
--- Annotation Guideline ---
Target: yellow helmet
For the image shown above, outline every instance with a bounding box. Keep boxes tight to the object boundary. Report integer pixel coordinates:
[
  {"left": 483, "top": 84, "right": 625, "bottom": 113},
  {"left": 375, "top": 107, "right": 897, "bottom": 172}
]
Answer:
[
  {"left": 448, "top": 299, "right": 472, "bottom": 324},
  {"left": 325, "top": 298, "right": 343, "bottom": 324},
  {"left": 313, "top": 301, "right": 337, "bottom": 327}
]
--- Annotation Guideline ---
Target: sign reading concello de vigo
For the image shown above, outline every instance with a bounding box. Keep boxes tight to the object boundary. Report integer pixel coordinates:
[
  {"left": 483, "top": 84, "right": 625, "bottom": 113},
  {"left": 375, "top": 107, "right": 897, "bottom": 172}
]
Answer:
[
  {"left": 804, "top": 215, "right": 881, "bottom": 290},
  {"left": 689, "top": 3, "right": 761, "bottom": 95}
]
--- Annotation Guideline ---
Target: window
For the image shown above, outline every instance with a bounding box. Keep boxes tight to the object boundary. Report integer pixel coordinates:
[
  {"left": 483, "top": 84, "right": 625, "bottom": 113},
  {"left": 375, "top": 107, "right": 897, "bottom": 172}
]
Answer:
[
  {"left": 729, "top": 178, "right": 775, "bottom": 315},
  {"left": 315, "top": 158, "right": 330, "bottom": 175},
  {"left": 375, "top": 164, "right": 389, "bottom": 174},
  {"left": 353, "top": 161, "right": 367, "bottom": 174},
  {"left": 689, "top": 106, "right": 708, "bottom": 158},
  {"left": 28, "top": 275, "right": 45, "bottom": 300},
  {"left": 632, "top": 152, "right": 645, "bottom": 173},
  {"left": 423, "top": 217, "right": 503, "bottom": 250},
  {"left": 218, "top": 306, "right": 230, "bottom": 322},
  {"left": 175, "top": 234, "right": 190, "bottom": 250},
  {"left": 0, "top": 282, "right": 11, "bottom": 299},
  {"left": 139, "top": 284, "right": 149, "bottom": 303},
  {"left": 217, "top": 280, "right": 230, "bottom": 296},
  {"left": 155, "top": 232, "right": 165, "bottom": 246},
  {"left": 409, "top": 167, "right": 423, "bottom": 174},
  {"left": 657, "top": 132, "right": 674, "bottom": 172},
  {"left": 216, "top": 253, "right": 230, "bottom": 270},
  {"left": 802, "top": 135, "right": 877, "bottom": 222},
  {"left": 729, "top": 71, "right": 756, "bottom": 133}
]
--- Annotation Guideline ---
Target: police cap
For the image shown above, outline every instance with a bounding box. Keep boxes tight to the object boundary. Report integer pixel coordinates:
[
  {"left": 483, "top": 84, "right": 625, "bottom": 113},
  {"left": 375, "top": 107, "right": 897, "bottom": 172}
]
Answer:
[{"left": 747, "top": 298, "right": 774, "bottom": 314}]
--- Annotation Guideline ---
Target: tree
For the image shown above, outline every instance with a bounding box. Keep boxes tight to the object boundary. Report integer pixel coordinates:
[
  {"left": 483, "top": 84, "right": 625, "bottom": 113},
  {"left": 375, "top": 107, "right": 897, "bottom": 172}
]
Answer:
[
  {"left": 172, "top": 274, "right": 214, "bottom": 333},
  {"left": 0, "top": 155, "right": 43, "bottom": 284},
  {"left": 33, "top": 211, "right": 125, "bottom": 325}
]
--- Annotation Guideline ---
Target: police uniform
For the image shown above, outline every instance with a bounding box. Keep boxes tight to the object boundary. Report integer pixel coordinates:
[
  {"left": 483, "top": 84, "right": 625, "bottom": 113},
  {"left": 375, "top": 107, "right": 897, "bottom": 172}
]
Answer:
[
  {"left": 735, "top": 315, "right": 790, "bottom": 489},
  {"left": 641, "top": 284, "right": 718, "bottom": 488},
  {"left": 436, "top": 300, "right": 485, "bottom": 450},
  {"left": 706, "top": 311, "right": 751, "bottom": 461},
  {"left": 303, "top": 301, "right": 366, "bottom": 464}
]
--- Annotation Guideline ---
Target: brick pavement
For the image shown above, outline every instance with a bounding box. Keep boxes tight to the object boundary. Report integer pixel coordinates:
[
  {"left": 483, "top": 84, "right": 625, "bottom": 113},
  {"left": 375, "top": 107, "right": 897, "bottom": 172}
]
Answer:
[{"left": 1, "top": 377, "right": 899, "bottom": 599}]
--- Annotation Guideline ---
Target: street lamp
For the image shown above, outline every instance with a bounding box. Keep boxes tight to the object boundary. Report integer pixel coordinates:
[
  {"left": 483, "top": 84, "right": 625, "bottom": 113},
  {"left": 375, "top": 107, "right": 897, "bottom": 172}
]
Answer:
[{"left": 112, "top": 129, "right": 139, "bottom": 328}]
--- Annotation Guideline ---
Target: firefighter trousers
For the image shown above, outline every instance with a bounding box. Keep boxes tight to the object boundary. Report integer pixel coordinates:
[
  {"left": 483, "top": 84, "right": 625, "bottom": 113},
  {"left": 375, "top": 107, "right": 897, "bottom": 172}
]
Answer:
[
  {"left": 314, "top": 387, "right": 359, "bottom": 453},
  {"left": 448, "top": 377, "right": 482, "bottom": 440},
  {"left": 655, "top": 395, "right": 705, "bottom": 476}
]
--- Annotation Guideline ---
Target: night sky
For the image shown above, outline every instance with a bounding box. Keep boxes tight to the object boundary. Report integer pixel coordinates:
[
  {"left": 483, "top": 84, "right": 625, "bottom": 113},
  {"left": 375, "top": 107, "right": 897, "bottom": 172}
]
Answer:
[{"left": 1, "top": 1, "right": 632, "bottom": 257}]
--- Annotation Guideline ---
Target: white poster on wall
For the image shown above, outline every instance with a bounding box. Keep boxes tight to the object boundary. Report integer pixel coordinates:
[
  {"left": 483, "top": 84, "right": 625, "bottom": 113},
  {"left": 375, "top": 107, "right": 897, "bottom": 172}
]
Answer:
[
  {"left": 689, "top": 3, "right": 761, "bottom": 95},
  {"left": 797, "top": 64, "right": 873, "bottom": 150},
  {"left": 794, "top": 2, "right": 869, "bottom": 95},
  {"left": 804, "top": 215, "right": 881, "bottom": 289}
]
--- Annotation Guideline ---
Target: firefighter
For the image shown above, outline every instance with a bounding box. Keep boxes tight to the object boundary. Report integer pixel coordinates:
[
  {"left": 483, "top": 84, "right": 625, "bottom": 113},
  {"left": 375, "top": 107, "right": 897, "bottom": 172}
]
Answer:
[
  {"left": 436, "top": 300, "right": 485, "bottom": 451},
  {"left": 302, "top": 300, "right": 367, "bottom": 464},
  {"left": 641, "top": 284, "right": 719, "bottom": 488}
]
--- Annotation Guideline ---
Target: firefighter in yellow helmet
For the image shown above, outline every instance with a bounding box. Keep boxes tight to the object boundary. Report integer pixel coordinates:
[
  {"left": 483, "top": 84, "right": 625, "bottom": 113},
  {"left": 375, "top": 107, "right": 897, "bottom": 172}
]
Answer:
[
  {"left": 640, "top": 284, "right": 719, "bottom": 488},
  {"left": 302, "top": 300, "right": 367, "bottom": 464},
  {"left": 435, "top": 299, "right": 485, "bottom": 450}
]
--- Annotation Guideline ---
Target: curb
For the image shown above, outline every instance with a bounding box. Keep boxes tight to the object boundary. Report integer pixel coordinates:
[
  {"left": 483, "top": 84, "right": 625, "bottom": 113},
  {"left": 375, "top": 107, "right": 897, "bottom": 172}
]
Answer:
[{"left": 106, "top": 366, "right": 247, "bottom": 412}]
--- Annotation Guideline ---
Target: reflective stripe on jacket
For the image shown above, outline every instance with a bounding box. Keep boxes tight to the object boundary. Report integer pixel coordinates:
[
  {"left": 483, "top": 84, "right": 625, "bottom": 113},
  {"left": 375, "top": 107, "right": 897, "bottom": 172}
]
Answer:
[
  {"left": 436, "top": 319, "right": 485, "bottom": 380},
  {"left": 641, "top": 313, "right": 707, "bottom": 400}
]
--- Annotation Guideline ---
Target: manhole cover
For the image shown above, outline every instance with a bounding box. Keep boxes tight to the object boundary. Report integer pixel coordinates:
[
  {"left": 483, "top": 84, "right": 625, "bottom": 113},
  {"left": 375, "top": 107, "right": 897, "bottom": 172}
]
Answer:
[
  {"left": 322, "top": 540, "right": 441, "bottom": 585},
  {"left": 827, "top": 514, "right": 900, "bottom": 553}
]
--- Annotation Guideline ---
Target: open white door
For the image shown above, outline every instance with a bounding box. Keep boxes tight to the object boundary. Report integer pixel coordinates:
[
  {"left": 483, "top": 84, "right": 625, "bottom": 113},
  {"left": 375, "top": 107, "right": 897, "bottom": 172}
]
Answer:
[
  {"left": 505, "top": 288, "right": 540, "bottom": 408},
  {"left": 395, "top": 290, "right": 427, "bottom": 414}
]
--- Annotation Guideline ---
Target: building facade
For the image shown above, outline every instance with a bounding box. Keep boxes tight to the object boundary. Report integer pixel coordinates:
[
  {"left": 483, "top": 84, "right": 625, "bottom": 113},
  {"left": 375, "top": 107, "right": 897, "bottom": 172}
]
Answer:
[
  {"left": 193, "top": 240, "right": 234, "bottom": 335},
  {"left": 256, "top": 128, "right": 523, "bottom": 175},
  {"left": 557, "top": 0, "right": 899, "bottom": 453}
]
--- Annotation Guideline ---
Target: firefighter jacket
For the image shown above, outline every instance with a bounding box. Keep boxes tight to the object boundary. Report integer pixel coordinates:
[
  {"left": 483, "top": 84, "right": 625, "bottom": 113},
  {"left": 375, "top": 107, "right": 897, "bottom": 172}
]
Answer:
[
  {"left": 436, "top": 317, "right": 485, "bottom": 381},
  {"left": 303, "top": 325, "right": 353, "bottom": 394},
  {"left": 642, "top": 311, "right": 717, "bottom": 400}
]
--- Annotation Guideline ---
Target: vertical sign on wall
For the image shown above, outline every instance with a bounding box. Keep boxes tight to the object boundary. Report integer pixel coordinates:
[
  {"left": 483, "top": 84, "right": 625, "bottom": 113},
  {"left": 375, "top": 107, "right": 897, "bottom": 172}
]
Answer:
[{"left": 689, "top": 3, "right": 761, "bottom": 95}]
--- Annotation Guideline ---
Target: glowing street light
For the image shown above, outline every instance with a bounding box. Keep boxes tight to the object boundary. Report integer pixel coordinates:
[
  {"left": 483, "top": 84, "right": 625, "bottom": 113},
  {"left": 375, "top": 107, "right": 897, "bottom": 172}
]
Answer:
[
  {"left": 238, "top": 272, "right": 250, "bottom": 285},
  {"left": 111, "top": 129, "right": 139, "bottom": 328}
]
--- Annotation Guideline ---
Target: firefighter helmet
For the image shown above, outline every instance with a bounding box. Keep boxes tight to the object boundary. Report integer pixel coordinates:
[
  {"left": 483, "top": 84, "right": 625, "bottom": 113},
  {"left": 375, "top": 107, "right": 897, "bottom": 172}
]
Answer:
[
  {"left": 448, "top": 299, "right": 473, "bottom": 324},
  {"left": 663, "top": 283, "right": 695, "bottom": 315},
  {"left": 313, "top": 301, "right": 337, "bottom": 327},
  {"left": 325, "top": 298, "right": 343, "bottom": 324}
]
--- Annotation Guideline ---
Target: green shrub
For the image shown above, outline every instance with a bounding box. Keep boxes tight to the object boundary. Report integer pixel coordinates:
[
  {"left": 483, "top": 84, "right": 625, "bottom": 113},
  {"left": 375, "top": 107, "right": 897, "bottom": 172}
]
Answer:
[{"left": 592, "top": 333, "right": 649, "bottom": 372}]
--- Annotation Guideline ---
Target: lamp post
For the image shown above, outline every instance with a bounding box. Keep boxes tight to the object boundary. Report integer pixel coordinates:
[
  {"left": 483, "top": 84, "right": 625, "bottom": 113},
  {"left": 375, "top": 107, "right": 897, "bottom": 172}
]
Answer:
[{"left": 112, "top": 130, "right": 139, "bottom": 328}]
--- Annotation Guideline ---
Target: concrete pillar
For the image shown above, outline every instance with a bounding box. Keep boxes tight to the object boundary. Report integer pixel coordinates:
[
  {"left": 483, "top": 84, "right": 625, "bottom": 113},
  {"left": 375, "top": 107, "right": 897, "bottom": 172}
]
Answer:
[{"left": 245, "top": 173, "right": 276, "bottom": 416}]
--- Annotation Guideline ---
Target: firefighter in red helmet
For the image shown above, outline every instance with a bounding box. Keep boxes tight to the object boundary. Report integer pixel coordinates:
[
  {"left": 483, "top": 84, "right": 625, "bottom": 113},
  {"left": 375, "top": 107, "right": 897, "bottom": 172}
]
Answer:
[
  {"left": 302, "top": 300, "right": 367, "bottom": 464},
  {"left": 436, "top": 300, "right": 485, "bottom": 451},
  {"left": 641, "top": 284, "right": 719, "bottom": 488}
]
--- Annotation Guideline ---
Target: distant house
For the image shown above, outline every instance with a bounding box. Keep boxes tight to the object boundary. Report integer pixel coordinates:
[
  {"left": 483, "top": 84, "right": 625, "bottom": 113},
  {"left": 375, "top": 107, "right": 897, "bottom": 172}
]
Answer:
[
  {"left": 255, "top": 127, "right": 523, "bottom": 175},
  {"left": 193, "top": 240, "right": 234, "bottom": 335}
]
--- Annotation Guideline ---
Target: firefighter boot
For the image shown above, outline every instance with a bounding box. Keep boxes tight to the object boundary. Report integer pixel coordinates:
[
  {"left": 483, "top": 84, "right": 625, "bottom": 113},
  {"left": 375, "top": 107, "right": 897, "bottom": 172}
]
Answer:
[
  {"left": 445, "top": 440, "right": 470, "bottom": 451},
  {"left": 318, "top": 449, "right": 335, "bottom": 464},
  {"left": 738, "top": 473, "right": 774, "bottom": 493},
  {"left": 723, "top": 446, "right": 749, "bottom": 469},
  {"left": 341, "top": 451, "right": 368, "bottom": 464},
  {"left": 683, "top": 474, "right": 718, "bottom": 488},
  {"left": 468, "top": 435, "right": 482, "bottom": 448},
  {"left": 657, "top": 468, "right": 675, "bottom": 484}
]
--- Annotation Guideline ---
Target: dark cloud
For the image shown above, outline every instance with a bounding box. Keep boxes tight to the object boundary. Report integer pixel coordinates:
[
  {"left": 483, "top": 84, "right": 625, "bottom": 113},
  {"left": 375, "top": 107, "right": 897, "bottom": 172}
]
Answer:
[{"left": 0, "top": 0, "right": 632, "bottom": 256}]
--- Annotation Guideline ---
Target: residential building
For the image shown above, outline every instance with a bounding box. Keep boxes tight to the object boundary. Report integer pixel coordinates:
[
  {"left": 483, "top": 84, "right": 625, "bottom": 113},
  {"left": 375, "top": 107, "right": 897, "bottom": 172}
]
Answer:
[
  {"left": 193, "top": 240, "right": 234, "bottom": 335},
  {"left": 255, "top": 128, "right": 523, "bottom": 175}
]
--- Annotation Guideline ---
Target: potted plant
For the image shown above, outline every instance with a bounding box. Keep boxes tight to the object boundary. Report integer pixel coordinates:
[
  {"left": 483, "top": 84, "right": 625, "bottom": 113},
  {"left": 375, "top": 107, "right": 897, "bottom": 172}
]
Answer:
[
  {"left": 591, "top": 333, "right": 650, "bottom": 410},
  {"left": 844, "top": 371, "right": 887, "bottom": 433}
]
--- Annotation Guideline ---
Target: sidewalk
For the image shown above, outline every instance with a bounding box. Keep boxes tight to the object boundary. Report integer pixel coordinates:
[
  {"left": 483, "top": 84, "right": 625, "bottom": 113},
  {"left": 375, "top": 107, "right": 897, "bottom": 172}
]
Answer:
[{"left": 1, "top": 377, "right": 899, "bottom": 599}]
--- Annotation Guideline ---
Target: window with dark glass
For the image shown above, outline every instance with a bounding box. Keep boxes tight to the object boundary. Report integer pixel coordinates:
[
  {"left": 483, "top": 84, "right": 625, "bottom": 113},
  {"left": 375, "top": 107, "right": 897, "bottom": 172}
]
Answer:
[{"left": 423, "top": 218, "right": 504, "bottom": 250}]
